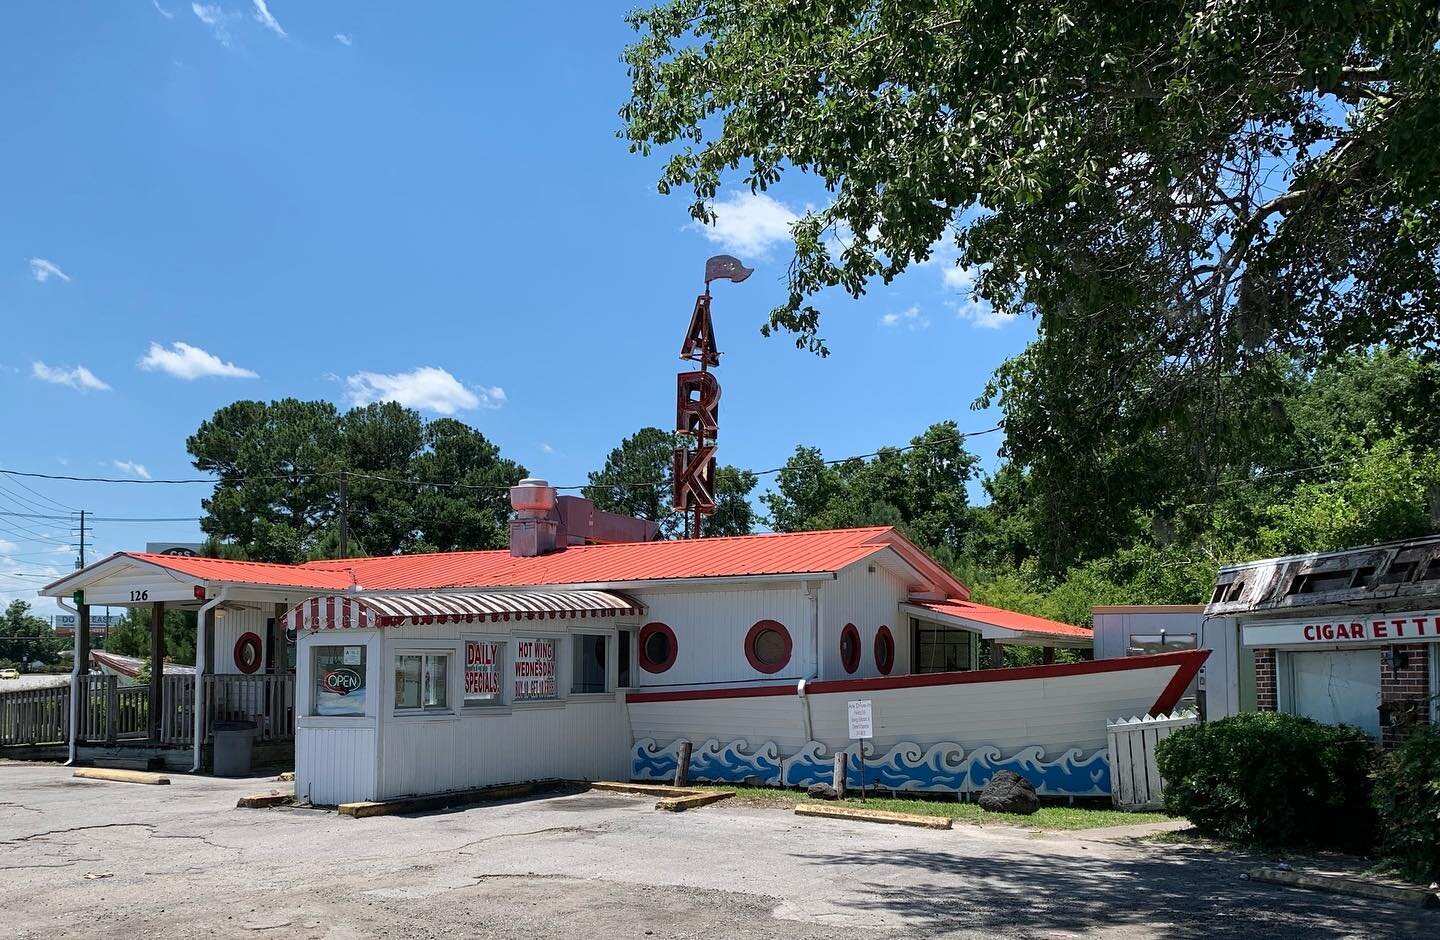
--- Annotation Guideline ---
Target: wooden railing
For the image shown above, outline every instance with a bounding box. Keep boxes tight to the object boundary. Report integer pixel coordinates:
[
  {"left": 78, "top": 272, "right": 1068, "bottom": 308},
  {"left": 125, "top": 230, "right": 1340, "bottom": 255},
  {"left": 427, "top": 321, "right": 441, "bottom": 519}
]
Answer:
[
  {"left": 0, "top": 672, "right": 296, "bottom": 751},
  {"left": 0, "top": 684, "right": 69, "bottom": 746},
  {"left": 204, "top": 674, "right": 295, "bottom": 742}
]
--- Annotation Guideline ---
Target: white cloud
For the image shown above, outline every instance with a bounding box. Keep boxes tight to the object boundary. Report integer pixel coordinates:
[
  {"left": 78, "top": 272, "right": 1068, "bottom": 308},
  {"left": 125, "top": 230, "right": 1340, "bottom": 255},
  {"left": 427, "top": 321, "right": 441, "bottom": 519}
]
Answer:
[
  {"left": 879, "top": 306, "right": 930, "bottom": 331},
  {"left": 695, "top": 191, "right": 797, "bottom": 258},
  {"left": 138, "top": 341, "right": 258, "bottom": 379},
  {"left": 192, "top": 3, "right": 237, "bottom": 46},
  {"left": 344, "top": 366, "right": 504, "bottom": 415},
  {"left": 112, "top": 460, "right": 151, "bottom": 480},
  {"left": 251, "top": 0, "right": 286, "bottom": 38},
  {"left": 28, "top": 258, "right": 70, "bottom": 283},
  {"left": 539, "top": 443, "right": 555, "bottom": 455},
  {"left": 334, "top": 33, "right": 352, "bottom": 46},
  {"left": 952, "top": 299, "right": 1017, "bottom": 330},
  {"left": 32, "top": 361, "right": 110, "bottom": 392},
  {"left": 0, "top": 539, "right": 16, "bottom": 555},
  {"left": 152, "top": 1, "right": 175, "bottom": 18}
]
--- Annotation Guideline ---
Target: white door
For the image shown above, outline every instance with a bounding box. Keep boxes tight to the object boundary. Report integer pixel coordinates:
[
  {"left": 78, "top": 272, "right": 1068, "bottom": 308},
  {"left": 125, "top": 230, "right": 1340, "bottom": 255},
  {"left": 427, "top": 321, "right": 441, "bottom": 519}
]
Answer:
[{"left": 1287, "top": 649, "right": 1381, "bottom": 737}]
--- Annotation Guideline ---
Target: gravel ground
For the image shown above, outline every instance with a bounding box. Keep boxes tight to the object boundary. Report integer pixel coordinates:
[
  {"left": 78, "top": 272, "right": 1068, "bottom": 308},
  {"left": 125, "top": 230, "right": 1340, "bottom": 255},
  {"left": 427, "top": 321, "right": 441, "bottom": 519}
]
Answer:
[{"left": 0, "top": 762, "right": 1435, "bottom": 939}]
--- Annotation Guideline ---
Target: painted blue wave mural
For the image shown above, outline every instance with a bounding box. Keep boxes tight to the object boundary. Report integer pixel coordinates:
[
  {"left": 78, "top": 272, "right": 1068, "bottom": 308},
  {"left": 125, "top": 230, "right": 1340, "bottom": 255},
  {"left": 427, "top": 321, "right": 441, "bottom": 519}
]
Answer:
[{"left": 633, "top": 738, "right": 1110, "bottom": 797}]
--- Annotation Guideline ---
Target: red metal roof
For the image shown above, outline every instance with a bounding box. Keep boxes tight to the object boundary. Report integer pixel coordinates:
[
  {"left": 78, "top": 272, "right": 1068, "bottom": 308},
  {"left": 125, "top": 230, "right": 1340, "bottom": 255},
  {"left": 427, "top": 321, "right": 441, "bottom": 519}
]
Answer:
[
  {"left": 297, "top": 527, "right": 906, "bottom": 591},
  {"left": 907, "top": 599, "right": 1092, "bottom": 639},
  {"left": 123, "top": 553, "right": 354, "bottom": 590},
  {"left": 85, "top": 528, "right": 930, "bottom": 595}
]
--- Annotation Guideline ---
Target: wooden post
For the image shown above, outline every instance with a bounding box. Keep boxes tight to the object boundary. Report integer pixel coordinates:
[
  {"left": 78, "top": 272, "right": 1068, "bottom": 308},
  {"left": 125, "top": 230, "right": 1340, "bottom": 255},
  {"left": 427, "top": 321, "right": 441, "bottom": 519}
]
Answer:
[
  {"left": 105, "top": 676, "right": 118, "bottom": 746},
  {"left": 75, "top": 604, "right": 91, "bottom": 744},
  {"left": 1043, "top": 646, "right": 1055, "bottom": 665},
  {"left": 831, "top": 752, "right": 848, "bottom": 799},
  {"left": 990, "top": 641, "right": 1005, "bottom": 669},
  {"left": 272, "top": 602, "right": 288, "bottom": 674},
  {"left": 673, "top": 740, "right": 692, "bottom": 787},
  {"left": 148, "top": 601, "right": 165, "bottom": 742}
]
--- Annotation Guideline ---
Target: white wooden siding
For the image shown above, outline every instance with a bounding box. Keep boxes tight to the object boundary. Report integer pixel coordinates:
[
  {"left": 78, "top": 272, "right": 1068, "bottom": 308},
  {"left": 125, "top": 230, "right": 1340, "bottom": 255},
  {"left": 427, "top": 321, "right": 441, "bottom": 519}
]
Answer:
[
  {"left": 296, "top": 725, "right": 379, "bottom": 805},
  {"left": 822, "top": 561, "right": 908, "bottom": 679},
  {"left": 632, "top": 584, "right": 815, "bottom": 687},
  {"left": 212, "top": 607, "right": 268, "bottom": 675},
  {"left": 628, "top": 695, "right": 807, "bottom": 752}
]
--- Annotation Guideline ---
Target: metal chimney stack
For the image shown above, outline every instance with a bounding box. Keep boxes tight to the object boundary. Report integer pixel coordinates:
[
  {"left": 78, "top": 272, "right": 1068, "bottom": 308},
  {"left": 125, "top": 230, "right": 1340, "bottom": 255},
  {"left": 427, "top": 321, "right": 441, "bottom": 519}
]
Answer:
[{"left": 508, "top": 478, "right": 560, "bottom": 557}]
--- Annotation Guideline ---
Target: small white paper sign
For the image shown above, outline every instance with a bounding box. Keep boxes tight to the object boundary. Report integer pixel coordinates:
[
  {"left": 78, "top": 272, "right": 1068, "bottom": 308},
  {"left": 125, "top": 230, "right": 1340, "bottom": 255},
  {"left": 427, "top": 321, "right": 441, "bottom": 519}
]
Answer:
[
  {"left": 847, "top": 699, "right": 873, "bottom": 740},
  {"left": 343, "top": 646, "right": 363, "bottom": 666}
]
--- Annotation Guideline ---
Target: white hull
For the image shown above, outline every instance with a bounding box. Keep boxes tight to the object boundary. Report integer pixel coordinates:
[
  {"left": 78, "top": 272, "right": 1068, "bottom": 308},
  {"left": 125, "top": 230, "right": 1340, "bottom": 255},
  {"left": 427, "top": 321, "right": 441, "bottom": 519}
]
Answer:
[{"left": 627, "top": 650, "right": 1205, "bottom": 796}]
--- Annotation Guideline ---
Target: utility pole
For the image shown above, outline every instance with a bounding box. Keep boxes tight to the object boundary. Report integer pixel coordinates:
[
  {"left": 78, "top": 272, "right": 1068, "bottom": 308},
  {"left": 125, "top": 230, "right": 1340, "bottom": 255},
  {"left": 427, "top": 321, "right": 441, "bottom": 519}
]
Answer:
[
  {"left": 72, "top": 510, "right": 91, "bottom": 570},
  {"left": 338, "top": 470, "right": 349, "bottom": 558}
]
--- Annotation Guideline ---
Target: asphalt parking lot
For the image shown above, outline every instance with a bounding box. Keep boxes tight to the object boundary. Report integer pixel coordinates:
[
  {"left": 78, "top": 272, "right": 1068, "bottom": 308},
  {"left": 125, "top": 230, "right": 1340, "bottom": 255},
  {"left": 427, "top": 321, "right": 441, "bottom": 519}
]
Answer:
[{"left": 1, "top": 762, "right": 1434, "bottom": 939}]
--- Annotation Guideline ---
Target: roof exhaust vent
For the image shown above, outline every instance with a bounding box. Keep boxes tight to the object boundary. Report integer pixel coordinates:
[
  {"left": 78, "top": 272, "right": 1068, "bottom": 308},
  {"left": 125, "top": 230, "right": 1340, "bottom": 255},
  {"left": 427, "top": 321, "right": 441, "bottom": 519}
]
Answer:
[{"left": 509, "top": 478, "right": 560, "bottom": 557}]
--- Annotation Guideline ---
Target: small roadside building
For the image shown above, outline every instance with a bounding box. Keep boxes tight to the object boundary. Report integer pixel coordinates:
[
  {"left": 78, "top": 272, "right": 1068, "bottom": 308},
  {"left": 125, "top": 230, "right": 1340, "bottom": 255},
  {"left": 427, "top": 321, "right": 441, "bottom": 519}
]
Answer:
[
  {"left": 1206, "top": 536, "right": 1440, "bottom": 745},
  {"left": 36, "top": 485, "right": 1097, "bottom": 793}
]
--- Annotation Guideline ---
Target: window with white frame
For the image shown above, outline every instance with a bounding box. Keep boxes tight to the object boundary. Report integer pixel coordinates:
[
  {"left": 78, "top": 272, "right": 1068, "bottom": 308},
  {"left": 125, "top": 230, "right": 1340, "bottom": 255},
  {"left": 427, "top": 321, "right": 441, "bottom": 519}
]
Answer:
[
  {"left": 572, "top": 634, "right": 607, "bottom": 694},
  {"left": 394, "top": 652, "right": 450, "bottom": 711},
  {"left": 464, "top": 639, "right": 504, "bottom": 706}
]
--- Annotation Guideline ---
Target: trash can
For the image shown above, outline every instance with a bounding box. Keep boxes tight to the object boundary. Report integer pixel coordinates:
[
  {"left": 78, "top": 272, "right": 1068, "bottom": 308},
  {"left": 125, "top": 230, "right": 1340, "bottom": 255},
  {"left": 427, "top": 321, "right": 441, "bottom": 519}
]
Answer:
[{"left": 211, "top": 719, "right": 258, "bottom": 777}]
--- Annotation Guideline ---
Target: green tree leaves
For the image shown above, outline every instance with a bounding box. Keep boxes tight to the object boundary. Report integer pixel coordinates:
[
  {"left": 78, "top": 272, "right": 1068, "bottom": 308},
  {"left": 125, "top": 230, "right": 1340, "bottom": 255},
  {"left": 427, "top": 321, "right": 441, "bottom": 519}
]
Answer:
[
  {"left": 188, "top": 400, "right": 526, "bottom": 562},
  {"left": 0, "top": 600, "right": 64, "bottom": 670}
]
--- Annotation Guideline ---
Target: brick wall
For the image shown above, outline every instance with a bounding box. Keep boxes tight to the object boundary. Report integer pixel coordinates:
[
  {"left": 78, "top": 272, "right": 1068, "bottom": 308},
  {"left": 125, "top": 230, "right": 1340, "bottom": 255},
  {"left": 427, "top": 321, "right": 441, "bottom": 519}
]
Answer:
[
  {"left": 1381, "top": 643, "right": 1432, "bottom": 748},
  {"left": 1254, "top": 648, "right": 1277, "bottom": 711}
]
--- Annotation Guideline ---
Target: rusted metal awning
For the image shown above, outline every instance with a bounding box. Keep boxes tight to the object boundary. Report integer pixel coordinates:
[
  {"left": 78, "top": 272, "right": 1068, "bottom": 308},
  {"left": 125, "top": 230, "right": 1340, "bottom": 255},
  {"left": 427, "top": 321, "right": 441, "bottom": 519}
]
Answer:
[{"left": 282, "top": 590, "right": 643, "bottom": 631}]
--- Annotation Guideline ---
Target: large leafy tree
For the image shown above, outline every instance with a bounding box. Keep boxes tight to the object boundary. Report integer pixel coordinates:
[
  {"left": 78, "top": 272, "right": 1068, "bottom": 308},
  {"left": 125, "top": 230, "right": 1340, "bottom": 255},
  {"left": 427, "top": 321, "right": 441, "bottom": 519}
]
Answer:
[
  {"left": 762, "top": 421, "right": 979, "bottom": 552},
  {"left": 622, "top": 1, "right": 1440, "bottom": 360},
  {"left": 0, "top": 600, "right": 64, "bottom": 670},
  {"left": 189, "top": 400, "right": 525, "bottom": 562},
  {"left": 622, "top": 1, "right": 1440, "bottom": 573},
  {"left": 583, "top": 426, "right": 758, "bottom": 539}
]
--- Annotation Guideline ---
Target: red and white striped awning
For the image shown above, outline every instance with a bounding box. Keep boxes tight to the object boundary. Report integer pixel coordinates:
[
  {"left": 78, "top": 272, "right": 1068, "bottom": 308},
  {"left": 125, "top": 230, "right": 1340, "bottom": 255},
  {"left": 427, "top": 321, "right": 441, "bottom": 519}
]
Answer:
[{"left": 282, "top": 590, "right": 643, "bottom": 632}]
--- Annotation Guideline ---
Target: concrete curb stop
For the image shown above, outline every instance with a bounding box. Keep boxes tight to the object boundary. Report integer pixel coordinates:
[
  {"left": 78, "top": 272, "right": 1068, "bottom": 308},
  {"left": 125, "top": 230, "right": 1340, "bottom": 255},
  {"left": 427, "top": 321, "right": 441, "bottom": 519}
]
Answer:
[
  {"left": 1246, "top": 867, "right": 1440, "bottom": 908},
  {"left": 237, "top": 792, "right": 295, "bottom": 809},
  {"left": 73, "top": 768, "right": 170, "bottom": 786},
  {"left": 590, "top": 781, "right": 736, "bottom": 812},
  {"left": 795, "top": 803, "right": 953, "bottom": 830}
]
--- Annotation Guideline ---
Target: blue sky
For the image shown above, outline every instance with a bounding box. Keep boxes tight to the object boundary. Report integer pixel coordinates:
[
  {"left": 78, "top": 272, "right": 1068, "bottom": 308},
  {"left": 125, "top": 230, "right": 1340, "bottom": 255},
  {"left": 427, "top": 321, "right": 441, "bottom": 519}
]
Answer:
[{"left": 0, "top": 2, "right": 1035, "bottom": 615}]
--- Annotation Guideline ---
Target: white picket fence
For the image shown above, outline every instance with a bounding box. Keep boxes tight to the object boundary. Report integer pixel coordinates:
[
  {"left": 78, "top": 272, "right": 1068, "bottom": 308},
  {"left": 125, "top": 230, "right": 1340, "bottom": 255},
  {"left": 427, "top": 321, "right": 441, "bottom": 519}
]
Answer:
[{"left": 1106, "top": 711, "right": 1197, "bottom": 811}]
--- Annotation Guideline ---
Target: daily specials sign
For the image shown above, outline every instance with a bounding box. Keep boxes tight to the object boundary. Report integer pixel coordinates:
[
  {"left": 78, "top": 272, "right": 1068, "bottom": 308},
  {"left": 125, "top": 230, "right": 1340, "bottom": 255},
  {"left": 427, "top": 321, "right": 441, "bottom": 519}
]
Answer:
[
  {"left": 513, "top": 638, "right": 557, "bottom": 700},
  {"left": 464, "top": 640, "right": 501, "bottom": 702},
  {"left": 1244, "top": 609, "right": 1440, "bottom": 648}
]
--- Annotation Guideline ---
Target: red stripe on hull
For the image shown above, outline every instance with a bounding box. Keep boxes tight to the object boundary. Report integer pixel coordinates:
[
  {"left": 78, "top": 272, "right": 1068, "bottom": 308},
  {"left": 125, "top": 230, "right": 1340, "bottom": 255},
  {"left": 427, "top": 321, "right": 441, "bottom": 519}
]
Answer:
[{"left": 624, "top": 649, "right": 1210, "bottom": 704}]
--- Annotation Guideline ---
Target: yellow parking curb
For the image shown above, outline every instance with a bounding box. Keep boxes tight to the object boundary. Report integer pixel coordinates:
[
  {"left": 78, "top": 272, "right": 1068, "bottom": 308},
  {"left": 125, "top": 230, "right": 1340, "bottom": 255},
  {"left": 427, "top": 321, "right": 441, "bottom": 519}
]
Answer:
[
  {"left": 73, "top": 768, "right": 170, "bottom": 786},
  {"left": 795, "top": 803, "right": 952, "bottom": 829}
]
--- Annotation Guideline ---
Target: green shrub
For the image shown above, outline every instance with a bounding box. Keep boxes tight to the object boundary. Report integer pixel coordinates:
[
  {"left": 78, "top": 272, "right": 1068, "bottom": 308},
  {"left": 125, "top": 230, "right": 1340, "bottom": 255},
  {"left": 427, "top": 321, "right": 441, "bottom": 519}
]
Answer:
[
  {"left": 1373, "top": 725, "right": 1440, "bottom": 881},
  {"left": 1155, "top": 712, "right": 1377, "bottom": 850}
]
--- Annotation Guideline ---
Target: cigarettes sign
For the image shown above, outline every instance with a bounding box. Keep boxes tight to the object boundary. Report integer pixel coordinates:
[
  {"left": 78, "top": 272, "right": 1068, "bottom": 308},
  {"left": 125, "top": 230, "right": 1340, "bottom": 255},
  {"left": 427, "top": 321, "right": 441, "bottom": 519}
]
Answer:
[{"left": 1243, "top": 609, "right": 1440, "bottom": 648}]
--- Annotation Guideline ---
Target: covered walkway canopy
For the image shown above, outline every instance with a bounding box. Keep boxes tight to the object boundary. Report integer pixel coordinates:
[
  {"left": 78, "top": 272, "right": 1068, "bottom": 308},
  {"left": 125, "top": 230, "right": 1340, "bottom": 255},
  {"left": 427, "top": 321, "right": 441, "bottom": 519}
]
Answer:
[{"left": 281, "top": 590, "right": 644, "bottom": 631}]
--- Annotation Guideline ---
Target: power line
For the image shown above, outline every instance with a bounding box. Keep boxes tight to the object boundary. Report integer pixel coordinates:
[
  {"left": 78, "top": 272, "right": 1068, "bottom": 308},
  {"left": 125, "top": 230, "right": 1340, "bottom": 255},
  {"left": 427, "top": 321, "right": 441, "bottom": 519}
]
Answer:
[
  {"left": 0, "top": 425, "right": 1008, "bottom": 494},
  {"left": 0, "top": 510, "right": 197, "bottom": 523},
  {"left": 2, "top": 474, "right": 75, "bottom": 512}
]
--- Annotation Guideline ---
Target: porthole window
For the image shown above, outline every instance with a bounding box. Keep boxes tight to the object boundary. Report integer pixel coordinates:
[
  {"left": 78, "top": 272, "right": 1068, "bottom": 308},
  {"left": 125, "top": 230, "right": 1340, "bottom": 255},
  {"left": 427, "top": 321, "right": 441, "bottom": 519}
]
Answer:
[
  {"left": 839, "top": 623, "right": 861, "bottom": 674},
  {"left": 234, "top": 632, "right": 262, "bottom": 675},
  {"left": 638, "top": 622, "right": 678, "bottom": 674},
  {"left": 874, "top": 625, "right": 895, "bottom": 675},
  {"left": 745, "top": 619, "right": 793, "bottom": 674}
]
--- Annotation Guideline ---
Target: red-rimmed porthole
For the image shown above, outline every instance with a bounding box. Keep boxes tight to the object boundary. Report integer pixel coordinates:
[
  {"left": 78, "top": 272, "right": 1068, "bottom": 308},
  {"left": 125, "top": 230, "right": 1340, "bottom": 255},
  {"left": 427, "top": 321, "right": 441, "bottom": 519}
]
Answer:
[
  {"left": 234, "top": 631, "right": 263, "bottom": 675},
  {"left": 874, "top": 625, "right": 895, "bottom": 675},
  {"left": 839, "top": 623, "right": 861, "bottom": 674},
  {"left": 638, "top": 622, "right": 678, "bottom": 674},
  {"left": 745, "top": 619, "right": 792, "bottom": 674}
]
